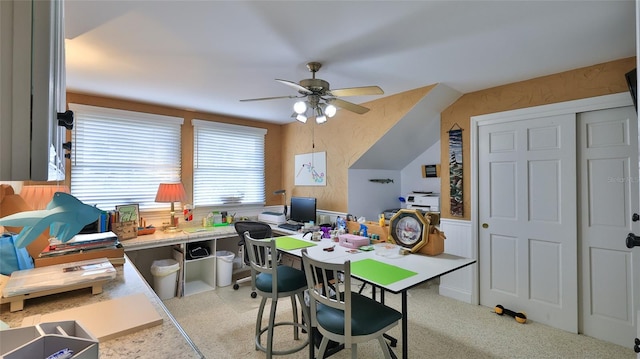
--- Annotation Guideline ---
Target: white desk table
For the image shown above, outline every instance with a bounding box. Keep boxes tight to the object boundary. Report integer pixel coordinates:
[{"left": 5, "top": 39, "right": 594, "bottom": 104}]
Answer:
[{"left": 273, "top": 233, "right": 475, "bottom": 359}]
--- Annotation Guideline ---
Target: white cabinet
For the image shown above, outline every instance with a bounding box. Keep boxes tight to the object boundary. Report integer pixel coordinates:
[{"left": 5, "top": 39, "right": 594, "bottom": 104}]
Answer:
[{"left": 0, "top": 0, "right": 68, "bottom": 181}]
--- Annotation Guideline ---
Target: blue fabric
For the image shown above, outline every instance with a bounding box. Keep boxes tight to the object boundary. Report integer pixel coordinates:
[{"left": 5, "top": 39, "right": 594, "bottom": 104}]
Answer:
[
  {"left": 255, "top": 265, "right": 307, "bottom": 293},
  {"left": 0, "top": 233, "right": 34, "bottom": 275},
  {"left": 316, "top": 292, "right": 402, "bottom": 336}
]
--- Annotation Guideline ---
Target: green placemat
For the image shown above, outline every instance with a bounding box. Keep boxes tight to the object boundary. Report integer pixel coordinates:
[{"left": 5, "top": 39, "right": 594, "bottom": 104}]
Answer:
[
  {"left": 275, "top": 236, "right": 317, "bottom": 250},
  {"left": 351, "top": 258, "right": 417, "bottom": 285}
]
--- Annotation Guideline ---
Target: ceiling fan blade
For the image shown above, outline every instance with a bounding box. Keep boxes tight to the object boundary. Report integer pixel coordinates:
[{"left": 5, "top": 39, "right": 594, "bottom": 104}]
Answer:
[
  {"left": 329, "top": 86, "right": 384, "bottom": 97},
  {"left": 240, "top": 95, "right": 298, "bottom": 102},
  {"left": 276, "top": 79, "right": 312, "bottom": 94},
  {"left": 330, "top": 98, "right": 370, "bottom": 115}
]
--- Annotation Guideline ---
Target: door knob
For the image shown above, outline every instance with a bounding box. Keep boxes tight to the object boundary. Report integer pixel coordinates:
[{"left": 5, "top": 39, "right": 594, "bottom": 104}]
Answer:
[
  {"left": 626, "top": 233, "right": 640, "bottom": 248},
  {"left": 633, "top": 213, "right": 640, "bottom": 222},
  {"left": 482, "top": 223, "right": 489, "bottom": 229}
]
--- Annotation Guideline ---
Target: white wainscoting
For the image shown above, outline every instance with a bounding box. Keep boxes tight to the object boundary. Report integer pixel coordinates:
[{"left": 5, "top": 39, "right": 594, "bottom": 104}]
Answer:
[{"left": 438, "top": 219, "right": 475, "bottom": 303}]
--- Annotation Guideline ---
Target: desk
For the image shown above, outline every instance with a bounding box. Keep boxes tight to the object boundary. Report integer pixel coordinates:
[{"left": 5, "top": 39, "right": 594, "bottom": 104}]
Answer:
[
  {"left": 273, "top": 234, "right": 475, "bottom": 359},
  {"left": 0, "top": 255, "right": 203, "bottom": 358}
]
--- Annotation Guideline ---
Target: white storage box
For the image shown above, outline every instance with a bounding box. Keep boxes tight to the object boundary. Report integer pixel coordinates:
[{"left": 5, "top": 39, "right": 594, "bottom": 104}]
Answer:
[{"left": 0, "top": 320, "right": 98, "bottom": 359}]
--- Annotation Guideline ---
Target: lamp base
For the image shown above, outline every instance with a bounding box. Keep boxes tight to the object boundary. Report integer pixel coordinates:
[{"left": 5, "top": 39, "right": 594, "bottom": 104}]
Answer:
[{"left": 164, "top": 226, "right": 180, "bottom": 233}]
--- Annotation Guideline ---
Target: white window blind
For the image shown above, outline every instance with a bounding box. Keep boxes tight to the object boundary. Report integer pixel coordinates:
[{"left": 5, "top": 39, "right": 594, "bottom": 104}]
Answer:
[
  {"left": 192, "top": 119, "right": 267, "bottom": 207},
  {"left": 70, "top": 104, "right": 183, "bottom": 211}
]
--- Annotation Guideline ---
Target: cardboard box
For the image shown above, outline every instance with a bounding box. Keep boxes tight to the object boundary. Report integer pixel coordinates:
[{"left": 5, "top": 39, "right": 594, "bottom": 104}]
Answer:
[{"left": 34, "top": 244, "right": 125, "bottom": 268}]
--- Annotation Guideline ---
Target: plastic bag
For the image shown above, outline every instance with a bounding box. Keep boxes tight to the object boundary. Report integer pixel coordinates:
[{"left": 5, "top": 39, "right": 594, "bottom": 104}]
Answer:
[{"left": 0, "top": 233, "right": 34, "bottom": 275}]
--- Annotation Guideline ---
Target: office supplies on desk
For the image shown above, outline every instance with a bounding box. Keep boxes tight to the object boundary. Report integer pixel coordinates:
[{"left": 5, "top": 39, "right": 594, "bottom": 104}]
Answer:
[
  {"left": 338, "top": 234, "right": 369, "bottom": 249},
  {"left": 258, "top": 211, "right": 286, "bottom": 224},
  {"left": 350, "top": 258, "right": 417, "bottom": 285},
  {"left": 278, "top": 222, "right": 303, "bottom": 231},
  {"left": 275, "top": 236, "right": 317, "bottom": 251}
]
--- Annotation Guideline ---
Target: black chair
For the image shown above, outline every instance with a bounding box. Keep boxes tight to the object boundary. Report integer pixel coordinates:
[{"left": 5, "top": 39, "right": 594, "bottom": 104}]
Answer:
[{"left": 232, "top": 221, "right": 272, "bottom": 298}]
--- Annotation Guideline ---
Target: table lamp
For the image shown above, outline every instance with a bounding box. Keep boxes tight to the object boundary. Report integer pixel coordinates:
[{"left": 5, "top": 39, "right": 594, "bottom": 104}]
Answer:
[
  {"left": 155, "top": 182, "right": 187, "bottom": 231},
  {"left": 274, "top": 189, "right": 286, "bottom": 217}
]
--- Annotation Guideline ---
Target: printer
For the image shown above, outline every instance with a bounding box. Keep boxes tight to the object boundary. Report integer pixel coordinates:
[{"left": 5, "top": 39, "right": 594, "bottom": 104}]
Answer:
[{"left": 406, "top": 192, "right": 440, "bottom": 212}]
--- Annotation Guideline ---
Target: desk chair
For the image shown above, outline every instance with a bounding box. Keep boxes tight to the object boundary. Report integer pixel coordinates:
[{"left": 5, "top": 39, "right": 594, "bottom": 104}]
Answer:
[
  {"left": 301, "top": 249, "right": 402, "bottom": 359},
  {"left": 244, "top": 232, "right": 310, "bottom": 358},
  {"left": 233, "top": 221, "right": 273, "bottom": 298}
]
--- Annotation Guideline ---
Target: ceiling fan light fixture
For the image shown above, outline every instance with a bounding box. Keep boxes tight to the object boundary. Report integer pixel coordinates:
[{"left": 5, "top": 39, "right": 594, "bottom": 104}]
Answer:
[
  {"left": 325, "top": 104, "right": 337, "bottom": 117},
  {"left": 296, "top": 114, "right": 308, "bottom": 123},
  {"left": 293, "top": 101, "right": 307, "bottom": 114},
  {"left": 316, "top": 115, "right": 327, "bottom": 124}
]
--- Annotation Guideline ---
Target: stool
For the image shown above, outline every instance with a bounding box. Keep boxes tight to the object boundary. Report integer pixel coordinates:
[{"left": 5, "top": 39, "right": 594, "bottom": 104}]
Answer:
[{"left": 243, "top": 231, "right": 310, "bottom": 358}]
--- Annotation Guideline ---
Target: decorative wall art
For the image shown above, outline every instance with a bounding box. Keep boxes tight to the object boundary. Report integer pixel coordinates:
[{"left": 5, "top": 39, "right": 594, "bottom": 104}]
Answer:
[
  {"left": 294, "top": 151, "right": 326, "bottom": 186},
  {"left": 448, "top": 124, "right": 463, "bottom": 217}
]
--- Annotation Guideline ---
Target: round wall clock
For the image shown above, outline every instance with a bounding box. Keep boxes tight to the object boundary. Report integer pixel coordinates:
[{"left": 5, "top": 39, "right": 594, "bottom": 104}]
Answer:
[{"left": 388, "top": 209, "right": 430, "bottom": 253}]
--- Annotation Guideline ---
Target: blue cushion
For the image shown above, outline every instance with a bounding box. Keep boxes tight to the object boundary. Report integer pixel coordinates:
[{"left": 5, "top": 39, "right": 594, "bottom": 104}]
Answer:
[
  {"left": 255, "top": 265, "right": 307, "bottom": 293},
  {"left": 316, "top": 293, "right": 402, "bottom": 336}
]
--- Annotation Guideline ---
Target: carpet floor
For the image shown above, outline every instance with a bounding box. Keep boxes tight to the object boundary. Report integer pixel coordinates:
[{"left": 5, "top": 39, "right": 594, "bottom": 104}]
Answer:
[{"left": 164, "top": 281, "right": 635, "bottom": 359}]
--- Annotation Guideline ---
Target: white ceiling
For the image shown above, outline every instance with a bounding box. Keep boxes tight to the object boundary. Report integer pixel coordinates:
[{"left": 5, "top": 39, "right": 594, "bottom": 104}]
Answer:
[{"left": 64, "top": 1, "right": 637, "bottom": 125}]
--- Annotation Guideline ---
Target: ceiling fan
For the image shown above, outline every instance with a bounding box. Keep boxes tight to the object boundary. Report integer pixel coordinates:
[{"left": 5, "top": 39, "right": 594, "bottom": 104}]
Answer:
[{"left": 240, "top": 62, "right": 384, "bottom": 123}]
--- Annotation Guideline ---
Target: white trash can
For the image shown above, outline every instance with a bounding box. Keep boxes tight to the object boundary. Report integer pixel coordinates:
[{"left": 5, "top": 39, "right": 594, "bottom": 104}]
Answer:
[
  {"left": 151, "top": 259, "right": 180, "bottom": 300},
  {"left": 216, "top": 251, "right": 235, "bottom": 287}
]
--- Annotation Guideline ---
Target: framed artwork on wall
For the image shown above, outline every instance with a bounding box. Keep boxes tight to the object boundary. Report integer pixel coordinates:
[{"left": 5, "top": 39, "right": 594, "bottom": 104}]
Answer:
[{"left": 294, "top": 151, "right": 326, "bottom": 186}]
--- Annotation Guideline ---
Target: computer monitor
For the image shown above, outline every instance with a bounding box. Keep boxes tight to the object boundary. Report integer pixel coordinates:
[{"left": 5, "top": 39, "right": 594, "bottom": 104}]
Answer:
[{"left": 289, "top": 197, "right": 317, "bottom": 224}]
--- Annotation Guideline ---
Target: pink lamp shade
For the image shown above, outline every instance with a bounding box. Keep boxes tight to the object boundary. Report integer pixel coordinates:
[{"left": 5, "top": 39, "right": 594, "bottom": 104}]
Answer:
[
  {"left": 20, "top": 185, "right": 71, "bottom": 210},
  {"left": 155, "top": 183, "right": 187, "bottom": 230},
  {"left": 155, "top": 183, "right": 187, "bottom": 203}
]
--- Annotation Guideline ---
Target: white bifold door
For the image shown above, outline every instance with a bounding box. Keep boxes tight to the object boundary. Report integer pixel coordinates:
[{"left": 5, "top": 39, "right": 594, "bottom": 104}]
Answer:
[
  {"left": 478, "top": 103, "right": 639, "bottom": 347},
  {"left": 478, "top": 114, "right": 578, "bottom": 333}
]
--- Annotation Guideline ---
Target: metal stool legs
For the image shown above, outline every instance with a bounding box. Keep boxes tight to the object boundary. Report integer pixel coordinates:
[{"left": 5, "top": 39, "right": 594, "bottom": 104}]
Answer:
[{"left": 254, "top": 290, "right": 309, "bottom": 358}]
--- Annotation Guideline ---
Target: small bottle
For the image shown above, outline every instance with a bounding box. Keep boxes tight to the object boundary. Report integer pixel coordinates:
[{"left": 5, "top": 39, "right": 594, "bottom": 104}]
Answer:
[{"left": 379, "top": 214, "right": 385, "bottom": 227}]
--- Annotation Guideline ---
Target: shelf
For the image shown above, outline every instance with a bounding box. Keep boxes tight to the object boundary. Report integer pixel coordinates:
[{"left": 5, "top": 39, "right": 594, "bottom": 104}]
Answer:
[
  {"left": 183, "top": 280, "right": 214, "bottom": 296},
  {"left": 185, "top": 255, "right": 213, "bottom": 263}
]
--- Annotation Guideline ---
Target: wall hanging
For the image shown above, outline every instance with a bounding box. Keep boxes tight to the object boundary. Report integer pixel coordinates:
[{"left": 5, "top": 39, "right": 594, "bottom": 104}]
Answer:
[
  {"left": 294, "top": 151, "right": 326, "bottom": 186},
  {"left": 448, "top": 124, "right": 464, "bottom": 217}
]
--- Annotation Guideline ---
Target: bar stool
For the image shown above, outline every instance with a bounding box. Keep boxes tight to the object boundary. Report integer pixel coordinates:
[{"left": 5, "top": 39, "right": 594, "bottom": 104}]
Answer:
[{"left": 243, "top": 231, "right": 310, "bottom": 358}]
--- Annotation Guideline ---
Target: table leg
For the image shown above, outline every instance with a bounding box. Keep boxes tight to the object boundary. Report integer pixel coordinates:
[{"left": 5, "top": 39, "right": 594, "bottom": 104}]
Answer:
[{"left": 402, "top": 290, "right": 408, "bottom": 359}]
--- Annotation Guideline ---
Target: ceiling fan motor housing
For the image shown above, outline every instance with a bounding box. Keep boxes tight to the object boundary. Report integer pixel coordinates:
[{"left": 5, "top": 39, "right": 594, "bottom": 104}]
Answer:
[{"left": 299, "top": 78, "right": 329, "bottom": 94}]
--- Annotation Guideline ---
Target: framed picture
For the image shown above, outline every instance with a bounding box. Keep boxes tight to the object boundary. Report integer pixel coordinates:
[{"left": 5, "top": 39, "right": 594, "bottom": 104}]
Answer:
[
  {"left": 388, "top": 209, "right": 430, "bottom": 253},
  {"left": 115, "top": 204, "right": 139, "bottom": 224}
]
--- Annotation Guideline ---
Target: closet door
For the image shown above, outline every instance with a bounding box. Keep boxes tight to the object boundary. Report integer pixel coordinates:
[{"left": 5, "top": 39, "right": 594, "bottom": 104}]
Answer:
[
  {"left": 578, "top": 106, "right": 639, "bottom": 347},
  {"left": 478, "top": 114, "right": 578, "bottom": 332}
]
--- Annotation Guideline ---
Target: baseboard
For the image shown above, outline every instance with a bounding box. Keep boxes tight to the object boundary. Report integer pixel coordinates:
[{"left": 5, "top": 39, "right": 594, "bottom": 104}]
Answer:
[{"left": 438, "top": 284, "right": 473, "bottom": 304}]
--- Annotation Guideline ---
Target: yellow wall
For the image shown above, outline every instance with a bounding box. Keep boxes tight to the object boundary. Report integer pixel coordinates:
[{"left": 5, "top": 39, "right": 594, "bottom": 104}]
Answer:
[{"left": 439, "top": 57, "right": 636, "bottom": 220}]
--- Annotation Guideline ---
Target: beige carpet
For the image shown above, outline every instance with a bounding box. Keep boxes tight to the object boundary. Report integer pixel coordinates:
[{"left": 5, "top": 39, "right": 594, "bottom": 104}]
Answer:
[{"left": 164, "top": 281, "right": 635, "bottom": 359}]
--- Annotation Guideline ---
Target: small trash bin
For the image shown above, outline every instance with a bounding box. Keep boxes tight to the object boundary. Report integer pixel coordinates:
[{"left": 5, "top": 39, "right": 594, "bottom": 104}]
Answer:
[
  {"left": 151, "top": 259, "right": 180, "bottom": 300},
  {"left": 216, "top": 251, "right": 235, "bottom": 287}
]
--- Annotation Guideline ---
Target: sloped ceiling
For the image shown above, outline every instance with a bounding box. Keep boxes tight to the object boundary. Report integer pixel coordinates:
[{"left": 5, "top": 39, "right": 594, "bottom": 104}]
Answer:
[{"left": 351, "top": 84, "right": 462, "bottom": 170}]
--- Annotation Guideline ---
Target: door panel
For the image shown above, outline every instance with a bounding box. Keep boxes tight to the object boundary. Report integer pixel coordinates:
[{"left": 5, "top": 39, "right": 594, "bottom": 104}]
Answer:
[
  {"left": 579, "top": 106, "right": 638, "bottom": 347},
  {"left": 479, "top": 114, "right": 577, "bottom": 332}
]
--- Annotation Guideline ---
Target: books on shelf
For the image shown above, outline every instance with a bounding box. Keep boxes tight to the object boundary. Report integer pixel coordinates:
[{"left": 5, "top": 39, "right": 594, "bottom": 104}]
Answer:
[{"left": 40, "top": 232, "right": 119, "bottom": 258}]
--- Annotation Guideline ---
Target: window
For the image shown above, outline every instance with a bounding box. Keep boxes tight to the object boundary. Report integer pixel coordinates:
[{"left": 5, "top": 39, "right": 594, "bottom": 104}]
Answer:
[
  {"left": 192, "top": 119, "right": 266, "bottom": 207},
  {"left": 70, "top": 104, "right": 183, "bottom": 211}
]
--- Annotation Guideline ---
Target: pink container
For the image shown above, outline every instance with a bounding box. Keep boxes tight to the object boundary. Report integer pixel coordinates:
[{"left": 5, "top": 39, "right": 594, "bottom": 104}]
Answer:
[{"left": 338, "top": 234, "right": 370, "bottom": 249}]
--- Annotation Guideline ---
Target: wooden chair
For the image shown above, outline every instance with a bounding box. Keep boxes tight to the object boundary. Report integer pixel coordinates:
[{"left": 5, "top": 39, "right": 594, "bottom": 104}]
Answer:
[
  {"left": 243, "top": 232, "right": 310, "bottom": 358},
  {"left": 301, "top": 249, "right": 402, "bottom": 358}
]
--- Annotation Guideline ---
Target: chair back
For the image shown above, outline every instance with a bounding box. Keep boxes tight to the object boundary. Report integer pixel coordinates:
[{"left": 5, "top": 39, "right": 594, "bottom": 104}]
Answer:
[
  {"left": 234, "top": 221, "right": 272, "bottom": 242},
  {"left": 301, "top": 248, "right": 353, "bottom": 348},
  {"left": 243, "top": 232, "right": 279, "bottom": 297}
]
